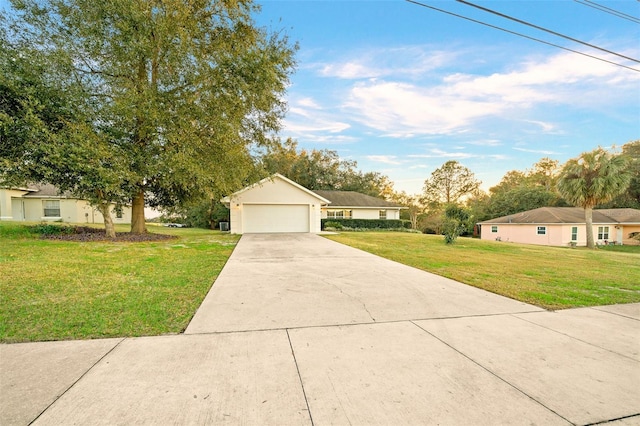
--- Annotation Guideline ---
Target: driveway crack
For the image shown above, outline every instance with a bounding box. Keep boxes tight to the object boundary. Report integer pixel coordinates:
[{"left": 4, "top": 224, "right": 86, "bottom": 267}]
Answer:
[{"left": 322, "top": 278, "right": 376, "bottom": 322}]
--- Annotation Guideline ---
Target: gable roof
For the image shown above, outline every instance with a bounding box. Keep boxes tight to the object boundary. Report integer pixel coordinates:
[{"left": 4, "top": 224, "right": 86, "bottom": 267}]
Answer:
[
  {"left": 479, "top": 207, "right": 640, "bottom": 225},
  {"left": 221, "top": 173, "right": 331, "bottom": 204},
  {"left": 312, "top": 190, "right": 404, "bottom": 209}
]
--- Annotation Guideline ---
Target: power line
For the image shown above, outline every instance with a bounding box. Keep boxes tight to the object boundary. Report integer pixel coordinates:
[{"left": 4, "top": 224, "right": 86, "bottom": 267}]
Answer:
[
  {"left": 405, "top": 0, "right": 640, "bottom": 73},
  {"left": 574, "top": 0, "right": 640, "bottom": 25},
  {"left": 456, "top": 0, "right": 640, "bottom": 63}
]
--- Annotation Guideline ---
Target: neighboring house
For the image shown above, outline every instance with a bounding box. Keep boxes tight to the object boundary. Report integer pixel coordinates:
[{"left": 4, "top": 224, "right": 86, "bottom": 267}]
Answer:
[
  {"left": 479, "top": 207, "right": 640, "bottom": 247},
  {"left": 0, "top": 184, "right": 132, "bottom": 224},
  {"left": 221, "top": 174, "right": 405, "bottom": 234},
  {"left": 312, "top": 190, "right": 404, "bottom": 221}
]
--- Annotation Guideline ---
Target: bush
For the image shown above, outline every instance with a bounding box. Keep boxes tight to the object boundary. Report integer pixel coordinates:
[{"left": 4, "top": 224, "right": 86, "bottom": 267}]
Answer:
[
  {"left": 30, "top": 223, "right": 75, "bottom": 236},
  {"left": 324, "top": 221, "right": 343, "bottom": 230},
  {"left": 321, "top": 218, "right": 411, "bottom": 231}
]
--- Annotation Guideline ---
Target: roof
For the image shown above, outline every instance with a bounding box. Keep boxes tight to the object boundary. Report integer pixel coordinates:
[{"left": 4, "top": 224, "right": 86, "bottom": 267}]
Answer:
[
  {"left": 20, "top": 183, "right": 72, "bottom": 198},
  {"left": 221, "top": 173, "right": 331, "bottom": 205},
  {"left": 312, "top": 190, "right": 404, "bottom": 209},
  {"left": 479, "top": 207, "right": 640, "bottom": 225}
]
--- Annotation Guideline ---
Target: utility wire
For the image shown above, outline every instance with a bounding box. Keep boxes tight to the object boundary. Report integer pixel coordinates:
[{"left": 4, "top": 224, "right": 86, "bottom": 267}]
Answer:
[
  {"left": 405, "top": 0, "right": 640, "bottom": 73},
  {"left": 456, "top": 0, "right": 640, "bottom": 63},
  {"left": 574, "top": 0, "right": 640, "bottom": 24}
]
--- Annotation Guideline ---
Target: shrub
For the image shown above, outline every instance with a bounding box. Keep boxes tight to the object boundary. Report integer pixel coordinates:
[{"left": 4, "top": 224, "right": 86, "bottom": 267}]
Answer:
[
  {"left": 30, "top": 223, "right": 75, "bottom": 236},
  {"left": 321, "top": 218, "right": 411, "bottom": 231}
]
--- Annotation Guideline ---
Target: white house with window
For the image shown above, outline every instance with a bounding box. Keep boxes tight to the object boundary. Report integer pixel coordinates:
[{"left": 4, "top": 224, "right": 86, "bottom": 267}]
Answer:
[
  {"left": 479, "top": 207, "right": 640, "bottom": 246},
  {"left": 312, "top": 190, "right": 404, "bottom": 221},
  {"left": 0, "top": 184, "right": 132, "bottom": 224}
]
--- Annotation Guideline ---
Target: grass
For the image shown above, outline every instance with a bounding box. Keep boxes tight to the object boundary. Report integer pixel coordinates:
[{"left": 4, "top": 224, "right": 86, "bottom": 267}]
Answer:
[
  {"left": 324, "top": 232, "right": 640, "bottom": 310},
  {"left": 0, "top": 222, "right": 239, "bottom": 343}
]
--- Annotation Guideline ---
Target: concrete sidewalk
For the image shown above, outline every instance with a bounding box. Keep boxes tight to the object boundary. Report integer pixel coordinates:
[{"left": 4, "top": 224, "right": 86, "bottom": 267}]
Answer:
[{"left": 2, "top": 234, "right": 639, "bottom": 425}]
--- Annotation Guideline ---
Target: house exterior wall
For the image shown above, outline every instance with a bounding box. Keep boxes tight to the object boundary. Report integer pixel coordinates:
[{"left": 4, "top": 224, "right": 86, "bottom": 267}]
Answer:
[
  {"left": 0, "top": 189, "right": 29, "bottom": 220},
  {"left": 619, "top": 225, "right": 640, "bottom": 245},
  {"left": 481, "top": 223, "right": 639, "bottom": 246},
  {"left": 321, "top": 208, "right": 401, "bottom": 220},
  {"left": 227, "top": 177, "right": 324, "bottom": 234},
  {"left": 12, "top": 197, "right": 131, "bottom": 224}
]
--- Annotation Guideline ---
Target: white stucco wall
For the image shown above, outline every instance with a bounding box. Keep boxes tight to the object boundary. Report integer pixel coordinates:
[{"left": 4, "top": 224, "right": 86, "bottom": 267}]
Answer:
[
  {"left": 226, "top": 176, "right": 325, "bottom": 234},
  {"left": 0, "top": 189, "right": 29, "bottom": 220},
  {"left": 11, "top": 197, "right": 131, "bottom": 224},
  {"left": 321, "top": 208, "right": 401, "bottom": 220}
]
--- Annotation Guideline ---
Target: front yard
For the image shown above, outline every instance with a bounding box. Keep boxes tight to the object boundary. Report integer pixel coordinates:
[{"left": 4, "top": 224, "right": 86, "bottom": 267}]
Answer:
[
  {"left": 324, "top": 232, "right": 640, "bottom": 310},
  {"left": 2, "top": 223, "right": 639, "bottom": 343},
  {"left": 0, "top": 223, "right": 239, "bottom": 343}
]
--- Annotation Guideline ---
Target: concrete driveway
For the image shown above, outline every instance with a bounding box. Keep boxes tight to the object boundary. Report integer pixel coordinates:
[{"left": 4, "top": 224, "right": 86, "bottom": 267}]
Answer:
[{"left": 2, "top": 233, "right": 639, "bottom": 425}]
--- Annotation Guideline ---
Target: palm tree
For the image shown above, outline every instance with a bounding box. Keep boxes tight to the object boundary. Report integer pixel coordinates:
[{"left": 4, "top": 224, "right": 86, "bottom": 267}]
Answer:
[{"left": 557, "top": 148, "right": 632, "bottom": 248}]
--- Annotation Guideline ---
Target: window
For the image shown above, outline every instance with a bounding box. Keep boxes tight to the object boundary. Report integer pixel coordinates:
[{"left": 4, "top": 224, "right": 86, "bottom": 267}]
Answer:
[
  {"left": 113, "top": 205, "right": 123, "bottom": 219},
  {"left": 537, "top": 226, "right": 546, "bottom": 235},
  {"left": 598, "top": 226, "right": 609, "bottom": 240},
  {"left": 43, "top": 200, "right": 60, "bottom": 217},
  {"left": 379, "top": 210, "right": 387, "bottom": 219},
  {"left": 491, "top": 225, "right": 498, "bottom": 233},
  {"left": 327, "top": 210, "right": 351, "bottom": 219},
  {"left": 571, "top": 226, "right": 578, "bottom": 241}
]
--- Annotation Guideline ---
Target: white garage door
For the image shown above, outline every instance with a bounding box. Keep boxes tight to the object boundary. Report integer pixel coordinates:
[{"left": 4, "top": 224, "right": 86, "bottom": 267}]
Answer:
[{"left": 243, "top": 204, "right": 310, "bottom": 233}]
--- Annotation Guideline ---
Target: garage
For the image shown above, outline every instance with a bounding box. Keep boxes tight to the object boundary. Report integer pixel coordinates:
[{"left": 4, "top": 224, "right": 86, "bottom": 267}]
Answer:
[
  {"left": 243, "top": 204, "right": 310, "bottom": 233},
  {"left": 221, "top": 174, "right": 330, "bottom": 234}
]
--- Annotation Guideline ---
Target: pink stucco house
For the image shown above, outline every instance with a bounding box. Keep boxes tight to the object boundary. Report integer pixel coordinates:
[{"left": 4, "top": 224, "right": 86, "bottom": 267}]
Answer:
[{"left": 479, "top": 207, "right": 640, "bottom": 247}]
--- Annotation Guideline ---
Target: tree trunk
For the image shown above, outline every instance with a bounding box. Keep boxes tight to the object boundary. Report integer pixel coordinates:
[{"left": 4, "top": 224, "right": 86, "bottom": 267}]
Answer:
[
  {"left": 97, "top": 202, "right": 116, "bottom": 238},
  {"left": 585, "top": 206, "right": 595, "bottom": 249},
  {"left": 130, "top": 189, "right": 147, "bottom": 234}
]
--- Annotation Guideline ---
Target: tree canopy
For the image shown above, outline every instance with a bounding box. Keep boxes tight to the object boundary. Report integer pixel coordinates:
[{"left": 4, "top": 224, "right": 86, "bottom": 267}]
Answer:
[
  {"left": 422, "top": 160, "right": 481, "bottom": 207},
  {"left": 3, "top": 0, "right": 297, "bottom": 233},
  {"left": 259, "top": 138, "right": 394, "bottom": 198}
]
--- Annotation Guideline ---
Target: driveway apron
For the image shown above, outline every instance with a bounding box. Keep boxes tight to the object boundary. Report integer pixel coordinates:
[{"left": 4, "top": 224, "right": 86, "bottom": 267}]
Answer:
[{"left": 3, "top": 233, "right": 639, "bottom": 425}]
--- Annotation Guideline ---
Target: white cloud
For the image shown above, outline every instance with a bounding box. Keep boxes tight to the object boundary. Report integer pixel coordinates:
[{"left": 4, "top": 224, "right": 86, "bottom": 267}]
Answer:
[
  {"left": 366, "top": 155, "right": 402, "bottom": 165},
  {"left": 344, "top": 80, "right": 504, "bottom": 136},
  {"left": 513, "top": 147, "right": 560, "bottom": 155},
  {"left": 317, "top": 46, "right": 457, "bottom": 80},
  {"left": 522, "top": 120, "right": 560, "bottom": 133},
  {"left": 408, "top": 149, "right": 476, "bottom": 159},
  {"left": 467, "top": 139, "right": 502, "bottom": 147},
  {"left": 339, "top": 50, "right": 639, "bottom": 138}
]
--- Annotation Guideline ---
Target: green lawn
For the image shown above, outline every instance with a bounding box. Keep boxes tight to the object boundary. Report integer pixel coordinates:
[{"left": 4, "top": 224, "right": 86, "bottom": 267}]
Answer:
[
  {"left": 0, "top": 222, "right": 239, "bottom": 343},
  {"left": 324, "top": 232, "right": 640, "bottom": 310}
]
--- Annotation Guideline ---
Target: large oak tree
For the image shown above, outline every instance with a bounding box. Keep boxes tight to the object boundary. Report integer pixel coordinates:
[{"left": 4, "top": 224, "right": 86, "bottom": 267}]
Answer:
[{"left": 6, "top": 0, "right": 296, "bottom": 233}]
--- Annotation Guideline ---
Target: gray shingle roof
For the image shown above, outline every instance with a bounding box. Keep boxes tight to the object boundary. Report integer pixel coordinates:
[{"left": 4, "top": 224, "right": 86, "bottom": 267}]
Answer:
[
  {"left": 479, "top": 207, "right": 640, "bottom": 225},
  {"left": 22, "top": 183, "right": 72, "bottom": 198},
  {"left": 312, "top": 190, "right": 403, "bottom": 208}
]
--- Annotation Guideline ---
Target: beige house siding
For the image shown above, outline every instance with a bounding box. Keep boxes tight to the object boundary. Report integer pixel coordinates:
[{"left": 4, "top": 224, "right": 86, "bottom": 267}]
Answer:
[
  {"left": 0, "top": 188, "right": 131, "bottom": 224},
  {"left": 0, "top": 189, "right": 29, "bottom": 220},
  {"left": 620, "top": 225, "right": 640, "bottom": 245}
]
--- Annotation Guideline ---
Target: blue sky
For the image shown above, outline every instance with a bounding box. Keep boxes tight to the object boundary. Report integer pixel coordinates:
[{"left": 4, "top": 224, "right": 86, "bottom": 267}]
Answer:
[
  {"left": 2, "top": 0, "right": 638, "bottom": 194},
  {"left": 254, "top": 0, "right": 640, "bottom": 194}
]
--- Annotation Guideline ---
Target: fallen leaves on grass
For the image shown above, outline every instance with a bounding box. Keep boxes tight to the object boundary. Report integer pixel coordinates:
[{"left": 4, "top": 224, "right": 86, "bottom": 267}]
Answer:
[{"left": 39, "top": 226, "right": 177, "bottom": 242}]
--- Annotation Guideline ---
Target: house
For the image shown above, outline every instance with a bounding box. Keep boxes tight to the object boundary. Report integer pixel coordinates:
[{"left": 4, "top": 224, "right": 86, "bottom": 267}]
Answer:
[
  {"left": 0, "top": 184, "right": 132, "bottom": 224},
  {"left": 312, "top": 190, "right": 404, "bottom": 220},
  {"left": 221, "top": 174, "right": 405, "bottom": 234},
  {"left": 478, "top": 207, "right": 640, "bottom": 246},
  {"left": 221, "top": 174, "right": 330, "bottom": 234}
]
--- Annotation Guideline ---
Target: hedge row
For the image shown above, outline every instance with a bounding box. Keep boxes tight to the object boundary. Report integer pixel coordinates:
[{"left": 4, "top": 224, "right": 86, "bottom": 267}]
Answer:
[{"left": 321, "top": 218, "right": 411, "bottom": 230}]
